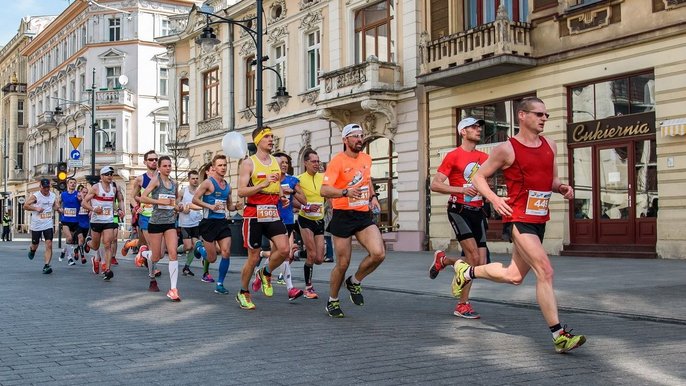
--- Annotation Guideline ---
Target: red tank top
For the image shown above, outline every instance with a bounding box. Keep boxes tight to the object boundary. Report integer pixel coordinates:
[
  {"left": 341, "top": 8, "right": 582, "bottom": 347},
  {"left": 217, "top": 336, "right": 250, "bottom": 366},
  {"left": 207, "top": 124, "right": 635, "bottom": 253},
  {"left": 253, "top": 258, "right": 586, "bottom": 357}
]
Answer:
[{"left": 502, "top": 137, "right": 554, "bottom": 224}]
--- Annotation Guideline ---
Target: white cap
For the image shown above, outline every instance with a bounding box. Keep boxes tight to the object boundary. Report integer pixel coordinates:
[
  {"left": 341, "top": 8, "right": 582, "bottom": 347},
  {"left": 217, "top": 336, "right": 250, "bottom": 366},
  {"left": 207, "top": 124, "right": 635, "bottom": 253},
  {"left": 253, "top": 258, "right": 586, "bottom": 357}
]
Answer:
[
  {"left": 100, "top": 166, "right": 114, "bottom": 175},
  {"left": 342, "top": 123, "right": 363, "bottom": 138},
  {"left": 457, "top": 117, "right": 486, "bottom": 134}
]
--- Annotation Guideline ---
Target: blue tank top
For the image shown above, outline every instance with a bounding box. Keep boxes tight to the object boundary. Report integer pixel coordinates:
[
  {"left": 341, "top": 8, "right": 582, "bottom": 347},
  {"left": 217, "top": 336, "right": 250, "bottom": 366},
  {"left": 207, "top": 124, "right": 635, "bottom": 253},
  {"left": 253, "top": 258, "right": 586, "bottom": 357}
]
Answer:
[
  {"left": 278, "top": 175, "right": 298, "bottom": 225},
  {"left": 202, "top": 177, "right": 230, "bottom": 220},
  {"left": 77, "top": 206, "right": 90, "bottom": 229},
  {"left": 60, "top": 190, "right": 80, "bottom": 223}
]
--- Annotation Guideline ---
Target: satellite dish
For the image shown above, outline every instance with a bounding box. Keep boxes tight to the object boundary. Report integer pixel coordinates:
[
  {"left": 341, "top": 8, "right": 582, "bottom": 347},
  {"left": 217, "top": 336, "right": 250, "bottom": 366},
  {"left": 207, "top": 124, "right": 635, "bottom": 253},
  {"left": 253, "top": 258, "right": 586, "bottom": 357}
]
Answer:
[{"left": 118, "top": 75, "right": 129, "bottom": 86}]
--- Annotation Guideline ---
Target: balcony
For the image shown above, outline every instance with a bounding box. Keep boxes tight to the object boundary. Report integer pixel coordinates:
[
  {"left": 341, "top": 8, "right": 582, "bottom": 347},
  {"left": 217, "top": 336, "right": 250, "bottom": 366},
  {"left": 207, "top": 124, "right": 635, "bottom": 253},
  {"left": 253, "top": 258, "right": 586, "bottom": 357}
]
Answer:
[
  {"left": 94, "top": 89, "right": 135, "bottom": 109},
  {"left": 32, "top": 163, "right": 56, "bottom": 179},
  {"left": 417, "top": 8, "right": 535, "bottom": 87},
  {"left": 2, "top": 82, "right": 27, "bottom": 95},
  {"left": 35, "top": 111, "right": 57, "bottom": 131},
  {"left": 9, "top": 169, "right": 27, "bottom": 182}
]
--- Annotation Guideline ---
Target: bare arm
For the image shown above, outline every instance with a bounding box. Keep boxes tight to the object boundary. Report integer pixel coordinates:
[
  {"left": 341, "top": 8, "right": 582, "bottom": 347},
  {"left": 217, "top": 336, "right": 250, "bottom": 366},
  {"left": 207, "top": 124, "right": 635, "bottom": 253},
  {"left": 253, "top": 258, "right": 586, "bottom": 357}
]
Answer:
[
  {"left": 23, "top": 194, "right": 38, "bottom": 211},
  {"left": 81, "top": 185, "right": 99, "bottom": 213},
  {"left": 139, "top": 178, "right": 160, "bottom": 205},
  {"left": 293, "top": 184, "right": 307, "bottom": 206},
  {"left": 430, "top": 172, "right": 465, "bottom": 195},
  {"left": 115, "top": 184, "right": 126, "bottom": 216},
  {"left": 130, "top": 176, "right": 142, "bottom": 206}
]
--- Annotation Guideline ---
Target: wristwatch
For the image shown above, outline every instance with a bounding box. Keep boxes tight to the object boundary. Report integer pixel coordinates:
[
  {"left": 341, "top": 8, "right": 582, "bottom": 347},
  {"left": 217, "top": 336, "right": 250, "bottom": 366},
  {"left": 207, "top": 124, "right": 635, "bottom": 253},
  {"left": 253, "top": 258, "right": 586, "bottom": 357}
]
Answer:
[{"left": 341, "top": 189, "right": 349, "bottom": 197}]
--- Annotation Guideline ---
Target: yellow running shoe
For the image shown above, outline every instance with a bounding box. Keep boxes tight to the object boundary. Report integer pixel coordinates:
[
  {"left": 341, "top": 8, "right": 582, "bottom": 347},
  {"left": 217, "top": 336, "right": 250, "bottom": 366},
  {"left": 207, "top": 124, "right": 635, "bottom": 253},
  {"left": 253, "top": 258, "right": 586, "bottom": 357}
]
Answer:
[
  {"left": 258, "top": 268, "right": 273, "bottom": 297},
  {"left": 451, "top": 260, "right": 472, "bottom": 298},
  {"left": 235, "top": 292, "right": 256, "bottom": 310},
  {"left": 554, "top": 327, "right": 586, "bottom": 353}
]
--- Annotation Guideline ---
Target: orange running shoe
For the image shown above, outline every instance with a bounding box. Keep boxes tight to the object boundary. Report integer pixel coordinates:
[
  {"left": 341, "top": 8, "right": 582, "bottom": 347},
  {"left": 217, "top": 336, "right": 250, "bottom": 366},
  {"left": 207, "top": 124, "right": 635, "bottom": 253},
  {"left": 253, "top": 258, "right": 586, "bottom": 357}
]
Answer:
[
  {"left": 121, "top": 239, "right": 138, "bottom": 256},
  {"left": 135, "top": 245, "right": 148, "bottom": 267},
  {"left": 166, "top": 288, "right": 181, "bottom": 302}
]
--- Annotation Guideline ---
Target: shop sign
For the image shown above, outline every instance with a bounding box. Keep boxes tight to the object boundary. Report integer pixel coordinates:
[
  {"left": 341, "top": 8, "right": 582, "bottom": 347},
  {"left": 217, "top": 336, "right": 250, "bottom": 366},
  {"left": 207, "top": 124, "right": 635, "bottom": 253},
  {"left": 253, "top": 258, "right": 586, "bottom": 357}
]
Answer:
[{"left": 567, "top": 112, "right": 655, "bottom": 145}]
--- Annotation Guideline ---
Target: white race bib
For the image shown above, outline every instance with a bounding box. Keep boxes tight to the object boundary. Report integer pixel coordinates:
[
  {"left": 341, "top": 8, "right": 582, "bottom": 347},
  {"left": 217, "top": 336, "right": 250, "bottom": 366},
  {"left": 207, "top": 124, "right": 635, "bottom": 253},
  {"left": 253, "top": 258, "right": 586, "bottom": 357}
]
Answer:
[
  {"left": 213, "top": 199, "right": 226, "bottom": 214},
  {"left": 63, "top": 208, "right": 77, "bottom": 217},
  {"left": 158, "top": 194, "right": 176, "bottom": 210},
  {"left": 40, "top": 211, "right": 53, "bottom": 219},
  {"left": 256, "top": 204, "right": 279, "bottom": 222},
  {"left": 348, "top": 186, "right": 370, "bottom": 208},
  {"left": 525, "top": 190, "right": 552, "bottom": 216}
]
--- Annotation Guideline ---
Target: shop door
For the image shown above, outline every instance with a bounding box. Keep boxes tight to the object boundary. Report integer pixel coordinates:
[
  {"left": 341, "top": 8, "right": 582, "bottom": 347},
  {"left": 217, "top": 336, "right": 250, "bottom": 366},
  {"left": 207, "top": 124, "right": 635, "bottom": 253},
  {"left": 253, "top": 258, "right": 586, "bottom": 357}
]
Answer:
[{"left": 596, "top": 145, "right": 633, "bottom": 244}]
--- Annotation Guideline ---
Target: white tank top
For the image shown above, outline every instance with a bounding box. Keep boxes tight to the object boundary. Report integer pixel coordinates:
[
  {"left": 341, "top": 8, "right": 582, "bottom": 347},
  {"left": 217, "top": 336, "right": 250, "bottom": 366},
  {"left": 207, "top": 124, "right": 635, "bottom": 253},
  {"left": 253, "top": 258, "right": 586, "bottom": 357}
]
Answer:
[
  {"left": 178, "top": 186, "right": 203, "bottom": 227},
  {"left": 91, "top": 182, "right": 116, "bottom": 223},
  {"left": 30, "top": 191, "right": 56, "bottom": 231}
]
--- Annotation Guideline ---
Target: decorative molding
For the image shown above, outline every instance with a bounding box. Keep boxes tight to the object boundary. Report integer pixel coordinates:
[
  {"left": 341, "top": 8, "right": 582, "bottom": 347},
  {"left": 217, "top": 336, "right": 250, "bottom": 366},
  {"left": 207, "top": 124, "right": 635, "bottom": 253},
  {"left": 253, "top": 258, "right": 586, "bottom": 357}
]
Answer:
[
  {"left": 266, "top": 101, "right": 282, "bottom": 113},
  {"left": 664, "top": 0, "right": 686, "bottom": 9},
  {"left": 567, "top": 7, "right": 611, "bottom": 34},
  {"left": 361, "top": 100, "right": 397, "bottom": 136},
  {"left": 239, "top": 13, "right": 256, "bottom": 39},
  {"left": 269, "top": 0, "right": 287, "bottom": 24},
  {"left": 299, "top": 89, "right": 319, "bottom": 105},
  {"left": 299, "top": 0, "right": 321, "bottom": 11},
  {"left": 299, "top": 9, "right": 323, "bottom": 30},
  {"left": 197, "top": 116, "right": 222, "bottom": 135},
  {"left": 203, "top": 150, "right": 213, "bottom": 163},
  {"left": 239, "top": 40, "right": 256, "bottom": 57},
  {"left": 324, "top": 66, "right": 366, "bottom": 93},
  {"left": 316, "top": 108, "right": 350, "bottom": 132},
  {"left": 200, "top": 53, "right": 218, "bottom": 70},
  {"left": 240, "top": 109, "right": 254, "bottom": 121},
  {"left": 267, "top": 26, "right": 289, "bottom": 45},
  {"left": 362, "top": 114, "right": 376, "bottom": 136},
  {"left": 301, "top": 130, "right": 311, "bottom": 149},
  {"left": 273, "top": 136, "right": 281, "bottom": 152}
]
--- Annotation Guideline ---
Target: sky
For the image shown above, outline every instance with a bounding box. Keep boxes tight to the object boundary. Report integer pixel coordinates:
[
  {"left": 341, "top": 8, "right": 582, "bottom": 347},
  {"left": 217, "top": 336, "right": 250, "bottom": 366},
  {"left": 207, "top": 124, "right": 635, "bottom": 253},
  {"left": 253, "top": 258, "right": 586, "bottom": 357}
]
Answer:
[{"left": 0, "top": 0, "right": 72, "bottom": 46}]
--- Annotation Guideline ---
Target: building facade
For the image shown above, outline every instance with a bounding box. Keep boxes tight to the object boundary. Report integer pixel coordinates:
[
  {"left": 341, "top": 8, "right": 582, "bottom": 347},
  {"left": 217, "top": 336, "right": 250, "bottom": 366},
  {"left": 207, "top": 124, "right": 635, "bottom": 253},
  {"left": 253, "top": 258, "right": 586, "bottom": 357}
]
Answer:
[
  {"left": 419, "top": 0, "right": 686, "bottom": 258},
  {"left": 161, "top": 0, "right": 427, "bottom": 251}
]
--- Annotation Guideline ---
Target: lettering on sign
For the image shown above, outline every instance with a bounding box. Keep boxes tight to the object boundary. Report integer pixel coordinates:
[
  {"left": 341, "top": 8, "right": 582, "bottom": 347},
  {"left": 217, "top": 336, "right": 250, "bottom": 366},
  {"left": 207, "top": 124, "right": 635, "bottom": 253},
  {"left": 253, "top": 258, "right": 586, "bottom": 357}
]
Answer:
[{"left": 567, "top": 112, "right": 655, "bottom": 144}]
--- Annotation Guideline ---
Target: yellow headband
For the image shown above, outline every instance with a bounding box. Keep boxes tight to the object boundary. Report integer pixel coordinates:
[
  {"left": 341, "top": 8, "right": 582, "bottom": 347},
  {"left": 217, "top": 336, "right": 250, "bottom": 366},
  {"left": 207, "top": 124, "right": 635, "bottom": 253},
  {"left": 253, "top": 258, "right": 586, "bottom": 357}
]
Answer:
[{"left": 253, "top": 127, "right": 272, "bottom": 145}]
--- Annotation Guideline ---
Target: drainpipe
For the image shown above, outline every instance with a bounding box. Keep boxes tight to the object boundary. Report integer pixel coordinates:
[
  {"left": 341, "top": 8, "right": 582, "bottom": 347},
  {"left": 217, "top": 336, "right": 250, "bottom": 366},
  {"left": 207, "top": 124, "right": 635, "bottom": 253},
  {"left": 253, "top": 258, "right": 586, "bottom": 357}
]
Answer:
[
  {"left": 228, "top": 26, "right": 235, "bottom": 131},
  {"left": 421, "top": 84, "right": 431, "bottom": 251}
]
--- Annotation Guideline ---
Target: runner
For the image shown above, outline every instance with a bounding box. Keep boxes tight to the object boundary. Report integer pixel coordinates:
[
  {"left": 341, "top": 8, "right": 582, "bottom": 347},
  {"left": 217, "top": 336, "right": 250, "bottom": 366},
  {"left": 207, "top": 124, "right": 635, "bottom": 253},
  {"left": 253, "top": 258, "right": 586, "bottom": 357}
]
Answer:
[
  {"left": 81, "top": 166, "right": 125, "bottom": 280},
  {"left": 295, "top": 149, "right": 326, "bottom": 299},
  {"left": 429, "top": 117, "right": 489, "bottom": 318},
  {"left": 236, "top": 127, "right": 291, "bottom": 310},
  {"left": 320, "top": 123, "right": 385, "bottom": 318},
  {"left": 24, "top": 178, "right": 60, "bottom": 274},
  {"left": 56, "top": 178, "right": 80, "bottom": 266},
  {"left": 128, "top": 150, "right": 158, "bottom": 270},
  {"left": 458, "top": 97, "right": 586, "bottom": 353},
  {"left": 178, "top": 170, "right": 203, "bottom": 277},
  {"left": 74, "top": 184, "right": 90, "bottom": 264},
  {"left": 139, "top": 156, "right": 182, "bottom": 301},
  {"left": 192, "top": 155, "right": 241, "bottom": 295}
]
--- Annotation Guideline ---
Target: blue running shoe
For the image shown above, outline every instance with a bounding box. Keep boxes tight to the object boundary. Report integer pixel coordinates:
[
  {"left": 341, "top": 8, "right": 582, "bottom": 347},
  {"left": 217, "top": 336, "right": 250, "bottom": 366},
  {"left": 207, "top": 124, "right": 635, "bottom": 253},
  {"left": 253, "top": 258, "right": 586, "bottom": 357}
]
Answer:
[
  {"left": 214, "top": 284, "right": 229, "bottom": 295},
  {"left": 28, "top": 249, "right": 36, "bottom": 260}
]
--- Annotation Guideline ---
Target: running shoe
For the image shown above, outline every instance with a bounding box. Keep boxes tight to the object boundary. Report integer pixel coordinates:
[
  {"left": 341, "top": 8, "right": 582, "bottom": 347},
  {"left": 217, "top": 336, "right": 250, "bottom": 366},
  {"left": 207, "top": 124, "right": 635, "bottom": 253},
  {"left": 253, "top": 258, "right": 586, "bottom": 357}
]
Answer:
[
  {"left": 276, "top": 273, "right": 286, "bottom": 285},
  {"left": 111, "top": 256, "right": 119, "bottom": 265},
  {"left": 103, "top": 269, "right": 114, "bottom": 281},
  {"left": 59, "top": 250, "right": 65, "bottom": 262},
  {"left": 257, "top": 268, "right": 273, "bottom": 297},
  {"left": 323, "top": 256, "right": 334, "bottom": 263},
  {"left": 28, "top": 249, "right": 35, "bottom": 260},
  {"left": 68, "top": 258, "right": 76, "bottom": 266},
  {"left": 451, "top": 260, "right": 472, "bottom": 298},
  {"left": 326, "top": 300, "right": 344, "bottom": 318},
  {"left": 84, "top": 236, "right": 92, "bottom": 253},
  {"left": 182, "top": 265, "right": 195, "bottom": 276},
  {"left": 454, "top": 302, "right": 480, "bottom": 319},
  {"left": 554, "top": 327, "right": 586, "bottom": 353},
  {"left": 429, "top": 250, "right": 446, "bottom": 279},
  {"left": 154, "top": 269, "right": 162, "bottom": 277},
  {"left": 42, "top": 265, "right": 53, "bottom": 274},
  {"left": 91, "top": 256, "right": 100, "bottom": 274},
  {"left": 251, "top": 269, "right": 262, "bottom": 292},
  {"left": 166, "top": 288, "right": 181, "bottom": 302},
  {"left": 345, "top": 276, "right": 364, "bottom": 306},
  {"left": 214, "top": 284, "right": 229, "bottom": 295},
  {"left": 288, "top": 288, "right": 304, "bottom": 301},
  {"left": 303, "top": 287, "right": 319, "bottom": 299},
  {"left": 235, "top": 292, "right": 256, "bottom": 310},
  {"left": 135, "top": 245, "right": 148, "bottom": 268},
  {"left": 201, "top": 272, "right": 215, "bottom": 283},
  {"left": 148, "top": 279, "right": 160, "bottom": 292}
]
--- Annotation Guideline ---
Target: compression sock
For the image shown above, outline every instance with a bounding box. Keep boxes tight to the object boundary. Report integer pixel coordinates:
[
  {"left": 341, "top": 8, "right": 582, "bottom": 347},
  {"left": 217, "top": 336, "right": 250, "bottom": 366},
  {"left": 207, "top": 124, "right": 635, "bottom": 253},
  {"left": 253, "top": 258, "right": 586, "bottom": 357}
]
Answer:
[
  {"left": 218, "top": 257, "right": 230, "bottom": 285},
  {"left": 304, "top": 263, "right": 313, "bottom": 287},
  {"left": 169, "top": 260, "right": 178, "bottom": 289},
  {"left": 185, "top": 249, "right": 194, "bottom": 266}
]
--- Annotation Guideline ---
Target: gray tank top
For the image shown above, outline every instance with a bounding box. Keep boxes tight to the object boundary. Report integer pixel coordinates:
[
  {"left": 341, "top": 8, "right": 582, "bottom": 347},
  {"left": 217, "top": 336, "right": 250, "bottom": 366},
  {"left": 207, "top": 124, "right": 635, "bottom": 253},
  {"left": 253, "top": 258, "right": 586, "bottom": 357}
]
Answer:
[{"left": 150, "top": 175, "right": 177, "bottom": 224}]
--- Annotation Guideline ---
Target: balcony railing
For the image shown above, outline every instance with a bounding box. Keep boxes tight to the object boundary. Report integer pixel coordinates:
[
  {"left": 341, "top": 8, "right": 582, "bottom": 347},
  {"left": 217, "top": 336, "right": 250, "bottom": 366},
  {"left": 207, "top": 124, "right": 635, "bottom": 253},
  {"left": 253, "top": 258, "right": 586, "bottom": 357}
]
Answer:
[
  {"left": 93, "top": 89, "right": 135, "bottom": 108},
  {"left": 197, "top": 116, "right": 223, "bottom": 135},
  {"left": 318, "top": 57, "right": 402, "bottom": 103},
  {"left": 9, "top": 169, "right": 28, "bottom": 181}
]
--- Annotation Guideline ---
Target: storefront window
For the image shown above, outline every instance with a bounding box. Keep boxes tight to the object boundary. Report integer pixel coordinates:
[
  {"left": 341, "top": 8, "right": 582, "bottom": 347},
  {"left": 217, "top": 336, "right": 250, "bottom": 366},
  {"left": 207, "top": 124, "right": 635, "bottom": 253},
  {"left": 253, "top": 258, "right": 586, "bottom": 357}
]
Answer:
[
  {"left": 573, "top": 147, "right": 593, "bottom": 219},
  {"left": 459, "top": 95, "right": 532, "bottom": 145},
  {"left": 635, "top": 139, "right": 658, "bottom": 218},
  {"left": 599, "top": 146, "right": 629, "bottom": 220},
  {"left": 570, "top": 72, "right": 655, "bottom": 123}
]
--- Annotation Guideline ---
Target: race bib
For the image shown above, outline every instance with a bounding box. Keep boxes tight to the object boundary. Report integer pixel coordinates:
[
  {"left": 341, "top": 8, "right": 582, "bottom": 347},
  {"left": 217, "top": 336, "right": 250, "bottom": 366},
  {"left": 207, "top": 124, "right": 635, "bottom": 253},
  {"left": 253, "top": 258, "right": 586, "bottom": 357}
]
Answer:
[
  {"left": 158, "top": 194, "right": 176, "bottom": 210},
  {"left": 525, "top": 190, "right": 552, "bottom": 216},
  {"left": 63, "top": 208, "right": 77, "bottom": 217},
  {"left": 102, "top": 207, "right": 113, "bottom": 216},
  {"left": 304, "top": 202, "right": 324, "bottom": 218},
  {"left": 256, "top": 204, "right": 279, "bottom": 222},
  {"left": 78, "top": 207, "right": 89, "bottom": 215},
  {"left": 463, "top": 183, "right": 482, "bottom": 203},
  {"left": 348, "top": 186, "right": 370, "bottom": 208},
  {"left": 40, "top": 211, "right": 53, "bottom": 219},
  {"left": 213, "top": 199, "right": 226, "bottom": 214}
]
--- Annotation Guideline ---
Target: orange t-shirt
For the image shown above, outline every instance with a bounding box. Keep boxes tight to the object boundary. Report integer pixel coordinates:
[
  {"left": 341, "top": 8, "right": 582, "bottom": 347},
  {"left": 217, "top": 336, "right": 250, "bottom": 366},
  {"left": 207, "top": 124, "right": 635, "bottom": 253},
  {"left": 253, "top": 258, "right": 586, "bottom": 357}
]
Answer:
[{"left": 322, "top": 151, "right": 372, "bottom": 212}]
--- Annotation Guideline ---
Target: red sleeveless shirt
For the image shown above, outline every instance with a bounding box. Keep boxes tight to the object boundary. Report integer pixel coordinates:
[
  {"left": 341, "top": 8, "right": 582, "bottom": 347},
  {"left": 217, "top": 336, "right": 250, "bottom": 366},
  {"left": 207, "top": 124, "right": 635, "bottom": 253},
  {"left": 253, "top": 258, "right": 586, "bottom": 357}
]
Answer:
[{"left": 502, "top": 137, "right": 554, "bottom": 224}]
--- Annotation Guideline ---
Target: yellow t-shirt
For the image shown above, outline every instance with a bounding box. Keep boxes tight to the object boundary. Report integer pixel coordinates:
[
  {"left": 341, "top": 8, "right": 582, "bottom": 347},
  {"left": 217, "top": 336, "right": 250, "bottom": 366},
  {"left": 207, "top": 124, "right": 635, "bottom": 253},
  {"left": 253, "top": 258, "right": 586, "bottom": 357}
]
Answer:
[
  {"left": 297, "top": 172, "right": 325, "bottom": 220},
  {"left": 249, "top": 154, "right": 281, "bottom": 195}
]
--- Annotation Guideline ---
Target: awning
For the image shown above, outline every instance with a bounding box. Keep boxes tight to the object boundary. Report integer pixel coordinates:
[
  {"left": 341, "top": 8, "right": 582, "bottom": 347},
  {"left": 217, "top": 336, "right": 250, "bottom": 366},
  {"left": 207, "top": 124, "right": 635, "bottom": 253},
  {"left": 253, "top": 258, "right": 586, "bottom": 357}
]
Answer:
[{"left": 661, "top": 118, "right": 686, "bottom": 137}]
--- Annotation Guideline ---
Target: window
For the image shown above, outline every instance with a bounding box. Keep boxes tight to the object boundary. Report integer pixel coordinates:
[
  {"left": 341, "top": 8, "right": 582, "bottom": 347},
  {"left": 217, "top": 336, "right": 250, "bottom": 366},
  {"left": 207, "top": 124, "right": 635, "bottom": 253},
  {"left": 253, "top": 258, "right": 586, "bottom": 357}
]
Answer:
[
  {"left": 95, "top": 118, "right": 116, "bottom": 152},
  {"left": 569, "top": 72, "right": 655, "bottom": 123},
  {"left": 245, "top": 56, "right": 256, "bottom": 107},
  {"left": 159, "top": 67, "right": 168, "bottom": 96},
  {"left": 80, "top": 73, "right": 86, "bottom": 92},
  {"left": 273, "top": 44, "right": 287, "bottom": 93},
  {"left": 464, "top": 0, "right": 529, "bottom": 30},
  {"left": 306, "top": 30, "right": 321, "bottom": 89},
  {"left": 16, "top": 142, "right": 24, "bottom": 170},
  {"left": 157, "top": 121, "right": 170, "bottom": 153},
  {"left": 17, "top": 101, "right": 24, "bottom": 126},
  {"left": 108, "top": 18, "right": 121, "bottom": 41},
  {"left": 160, "top": 18, "right": 171, "bottom": 36},
  {"left": 179, "top": 78, "right": 189, "bottom": 125},
  {"left": 354, "top": 0, "right": 393, "bottom": 63},
  {"left": 106, "top": 67, "right": 121, "bottom": 89},
  {"left": 364, "top": 137, "right": 398, "bottom": 229},
  {"left": 203, "top": 68, "right": 220, "bottom": 120}
]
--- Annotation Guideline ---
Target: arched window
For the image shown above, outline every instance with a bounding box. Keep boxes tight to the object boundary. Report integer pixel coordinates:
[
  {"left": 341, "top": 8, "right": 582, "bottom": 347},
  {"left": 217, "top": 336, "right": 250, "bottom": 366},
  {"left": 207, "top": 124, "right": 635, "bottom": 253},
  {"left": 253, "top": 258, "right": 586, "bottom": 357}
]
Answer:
[{"left": 364, "top": 136, "right": 398, "bottom": 230}]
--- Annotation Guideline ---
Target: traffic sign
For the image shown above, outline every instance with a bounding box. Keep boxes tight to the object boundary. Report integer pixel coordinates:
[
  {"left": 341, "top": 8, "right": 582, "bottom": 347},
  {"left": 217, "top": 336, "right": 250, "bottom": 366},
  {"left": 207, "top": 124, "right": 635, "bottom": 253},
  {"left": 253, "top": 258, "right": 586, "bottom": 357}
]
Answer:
[
  {"left": 70, "top": 149, "right": 81, "bottom": 160},
  {"left": 68, "top": 159, "right": 83, "bottom": 168},
  {"left": 69, "top": 136, "right": 83, "bottom": 149}
]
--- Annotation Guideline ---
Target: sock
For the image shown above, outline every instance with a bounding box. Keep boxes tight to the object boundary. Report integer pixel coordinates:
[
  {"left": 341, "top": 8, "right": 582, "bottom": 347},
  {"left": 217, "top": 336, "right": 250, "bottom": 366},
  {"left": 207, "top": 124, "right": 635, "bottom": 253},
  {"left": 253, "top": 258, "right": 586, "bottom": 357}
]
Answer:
[
  {"left": 143, "top": 250, "right": 154, "bottom": 278},
  {"left": 66, "top": 244, "right": 73, "bottom": 258},
  {"left": 262, "top": 265, "right": 271, "bottom": 277},
  {"left": 256, "top": 251, "right": 264, "bottom": 268},
  {"left": 284, "top": 262, "right": 293, "bottom": 290},
  {"left": 240, "top": 288, "right": 249, "bottom": 294},
  {"left": 328, "top": 297, "right": 338, "bottom": 302},
  {"left": 185, "top": 250, "right": 194, "bottom": 266},
  {"left": 350, "top": 274, "right": 360, "bottom": 284},
  {"left": 203, "top": 259, "right": 210, "bottom": 275},
  {"left": 94, "top": 248, "right": 101, "bottom": 261},
  {"left": 550, "top": 323, "right": 563, "bottom": 338},
  {"left": 218, "top": 257, "right": 230, "bottom": 285},
  {"left": 169, "top": 260, "right": 178, "bottom": 289},
  {"left": 304, "top": 264, "right": 313, "bottom": 286}
]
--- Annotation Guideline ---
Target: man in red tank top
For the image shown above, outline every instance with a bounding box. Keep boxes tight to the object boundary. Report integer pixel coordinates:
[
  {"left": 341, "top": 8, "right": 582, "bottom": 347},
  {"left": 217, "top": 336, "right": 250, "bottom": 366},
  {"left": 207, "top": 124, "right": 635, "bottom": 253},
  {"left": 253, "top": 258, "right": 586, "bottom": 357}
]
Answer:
[{"left": 452, "top": 97, "right": 586, "bottom": 354}]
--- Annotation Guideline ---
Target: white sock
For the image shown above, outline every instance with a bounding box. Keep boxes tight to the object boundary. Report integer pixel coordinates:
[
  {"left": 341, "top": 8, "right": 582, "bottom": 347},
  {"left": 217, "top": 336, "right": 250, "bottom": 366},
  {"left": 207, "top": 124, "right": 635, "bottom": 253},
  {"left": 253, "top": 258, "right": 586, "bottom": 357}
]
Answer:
[
  {"left": 93, "top": 248, "right": 101, "bottom": 260},
  {"left": 169, "top": 260, "right": 179, "bottom": 289},
  {"left": 328, "top": 297, "right": 338, "bottom": 302},
  {"left": 66, "top": 244, "right": 73, "bottom": 258},
  {"left": 350, "top": 274, "right": 360, "bottom": 284},
  {"left": 143, "top": 251, "right": 154, "bottom": 278},
  {"left": 284, "top": 262, "right": 293, "bottom": 290}
]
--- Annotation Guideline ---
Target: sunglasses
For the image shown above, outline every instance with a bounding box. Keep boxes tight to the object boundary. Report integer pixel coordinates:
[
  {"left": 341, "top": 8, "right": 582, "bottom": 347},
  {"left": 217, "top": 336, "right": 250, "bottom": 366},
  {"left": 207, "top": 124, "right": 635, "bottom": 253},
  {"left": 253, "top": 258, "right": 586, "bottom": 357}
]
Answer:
[
  {"left": 525, "top": 111, "right": 550, "bottom": 119},
  {"left": 102, "top": 172, "right": 114, "bottom": 176},
  {"left": 346, "top": 134, "right": 364, "bottom": 139},
  {"left": 147, "top": 158, "right": 158, "bottom": 162}
]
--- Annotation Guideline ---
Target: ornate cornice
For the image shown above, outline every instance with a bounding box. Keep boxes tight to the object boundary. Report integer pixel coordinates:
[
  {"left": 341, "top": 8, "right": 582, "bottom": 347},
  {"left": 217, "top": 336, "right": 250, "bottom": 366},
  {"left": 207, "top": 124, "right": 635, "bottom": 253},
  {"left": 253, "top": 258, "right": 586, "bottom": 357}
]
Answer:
[
  {"left": 300, "top": 89, "right": 319, "bottom": 105},
  {"left": 299, "top": 9, "right": 323, "bottom": 31},
  {"left": 240, "top": 40, "right": 256, "bottom": 57},
  {"left": 316, "top": 108, "right": 350, "bottom": 132},
  {"left": 361, "top": 99, "right": 397, "bottom": 136},
  {"left": 269, "top": 0, "right": 287, "bottom": 24},
  {"left": 267, "top": 26, "right": 289, "bottom": 45}
]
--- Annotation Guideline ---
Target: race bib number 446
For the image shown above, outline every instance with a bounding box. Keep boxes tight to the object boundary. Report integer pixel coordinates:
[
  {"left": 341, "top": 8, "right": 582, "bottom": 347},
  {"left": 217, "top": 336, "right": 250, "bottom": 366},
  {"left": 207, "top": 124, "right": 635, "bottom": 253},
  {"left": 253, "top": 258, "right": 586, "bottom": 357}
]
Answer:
[{"left": 525, "top": 190, "right": 552, "bottom": 216}]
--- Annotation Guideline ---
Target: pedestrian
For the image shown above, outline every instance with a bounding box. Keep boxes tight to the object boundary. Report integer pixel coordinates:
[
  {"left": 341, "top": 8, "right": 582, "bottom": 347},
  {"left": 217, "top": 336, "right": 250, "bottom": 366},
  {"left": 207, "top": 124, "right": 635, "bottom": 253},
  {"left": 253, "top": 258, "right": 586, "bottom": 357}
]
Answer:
[
  {"left": 24, "top": 178, "right": 60, "bottom": 274},
  {"left": 236, "top": 126, "right": 291, "bottom": 310},
  {"left": 429, "top": 116, "right": 489, "bottom": 318},
  {"left": 192, "top": 155, "right": 241, "bottom": 295},
  {"left": 320, "top": 123, "right": 385, "bottom": 318},
  {"left": 178, "top": 170, "right": 203, "bottom": 277},
  {"left": 56, "top": 178, "right": 80, "bottom": 265},
  {"left": 81, "top": 166, "right": 125, "bottom": 281},
  {"left": 457, "top": 97, "right": 586, "bottom": 353},
  {"left": 139, "top": 156, "right": 182, "bottom": 301}
]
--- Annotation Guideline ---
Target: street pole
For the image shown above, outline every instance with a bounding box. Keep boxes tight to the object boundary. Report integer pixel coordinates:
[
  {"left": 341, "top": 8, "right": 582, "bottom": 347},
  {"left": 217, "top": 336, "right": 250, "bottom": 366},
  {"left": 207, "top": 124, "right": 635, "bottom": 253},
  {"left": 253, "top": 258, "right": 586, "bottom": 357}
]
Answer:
[
  {"left": 90, "top": 67, "right": 97, "bottom": 181},
  {"left": 256, "top": 0, "right": 263, "bottom": 129}
]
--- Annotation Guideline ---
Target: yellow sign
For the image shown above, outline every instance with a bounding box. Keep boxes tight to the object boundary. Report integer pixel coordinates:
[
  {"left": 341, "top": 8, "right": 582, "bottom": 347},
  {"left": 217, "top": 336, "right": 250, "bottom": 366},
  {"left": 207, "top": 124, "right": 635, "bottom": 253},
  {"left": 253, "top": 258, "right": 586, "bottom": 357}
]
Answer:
[{"left": 69, "top": 137, "right": 83, "bottom": 149}]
